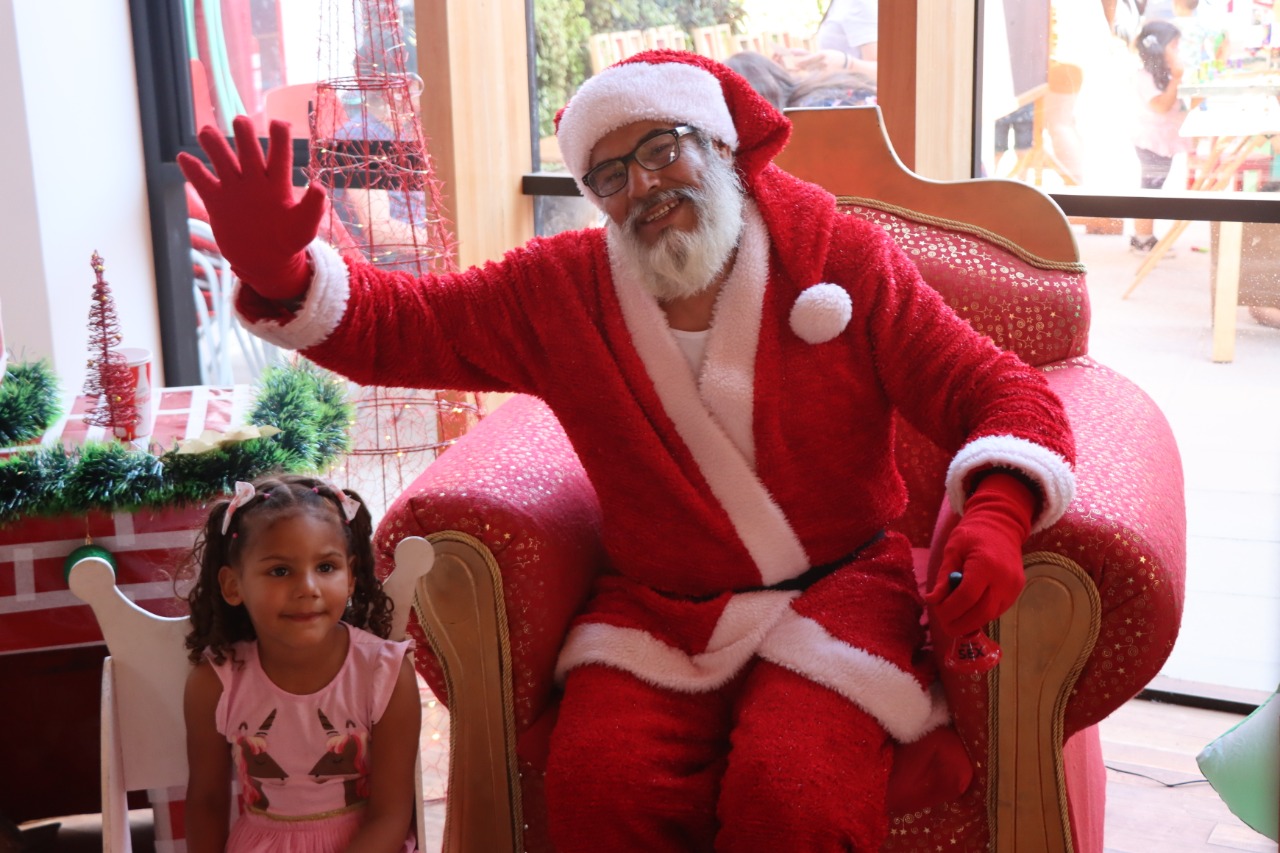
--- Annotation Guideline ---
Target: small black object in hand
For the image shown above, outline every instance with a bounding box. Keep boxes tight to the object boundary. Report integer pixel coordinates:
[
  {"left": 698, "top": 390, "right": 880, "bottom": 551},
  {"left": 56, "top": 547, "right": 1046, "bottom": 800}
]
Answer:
[{"left": 948, "top": 571, "right": 964, "bottom": 592}]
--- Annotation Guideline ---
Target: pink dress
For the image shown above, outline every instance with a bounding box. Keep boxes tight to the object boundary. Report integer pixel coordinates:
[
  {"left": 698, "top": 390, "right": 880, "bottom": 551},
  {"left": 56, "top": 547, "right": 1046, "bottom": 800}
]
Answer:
[{"left": 209, "top": 624, "right": 415, "bottom": 853}]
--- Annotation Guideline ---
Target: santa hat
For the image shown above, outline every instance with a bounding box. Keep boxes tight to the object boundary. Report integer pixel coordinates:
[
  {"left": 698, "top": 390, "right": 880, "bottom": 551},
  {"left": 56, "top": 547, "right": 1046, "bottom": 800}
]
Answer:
[{"left": 554, "top": 49, "right": 791, "bottom": 205}]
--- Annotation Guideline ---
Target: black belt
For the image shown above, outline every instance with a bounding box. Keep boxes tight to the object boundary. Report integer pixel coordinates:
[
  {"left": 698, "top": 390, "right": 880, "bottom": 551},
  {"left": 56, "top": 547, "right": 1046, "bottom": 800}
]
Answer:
[{"left": 737, "top": 529, "right": 887, "bottom": 594}]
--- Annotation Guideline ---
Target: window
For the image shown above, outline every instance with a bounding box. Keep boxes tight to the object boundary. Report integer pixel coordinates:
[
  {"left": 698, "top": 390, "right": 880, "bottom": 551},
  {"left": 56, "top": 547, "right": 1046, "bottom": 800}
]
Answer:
[
  {"left": 132, "top": 0, "right": 422, "bottom": 385},
  {"left": 184, "top": 0, "right": 419, "bottom": 139},
  {"left": 527, "top": 0, "right": 881, "bottom": 234},
  {"left": 977, "top": 0, "right": 1280, "bottom": 695}
]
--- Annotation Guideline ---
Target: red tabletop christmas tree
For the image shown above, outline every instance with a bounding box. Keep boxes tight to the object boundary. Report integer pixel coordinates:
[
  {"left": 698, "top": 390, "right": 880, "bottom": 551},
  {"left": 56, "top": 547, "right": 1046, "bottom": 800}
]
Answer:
[{"left": 82, "top": 251, "right": 140, "bottom": 440}]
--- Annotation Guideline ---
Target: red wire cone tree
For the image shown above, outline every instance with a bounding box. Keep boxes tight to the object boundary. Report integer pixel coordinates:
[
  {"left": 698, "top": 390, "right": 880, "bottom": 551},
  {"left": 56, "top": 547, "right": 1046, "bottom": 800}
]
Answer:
[
  {"left": 82, "top": 252, "right": 139, "bottom": 439},
  {"left": 310, "top": 0, "right": 457, "bottom": 275},
  {"left": 307, "top": 0, "right": 482, "bottom": 514}
]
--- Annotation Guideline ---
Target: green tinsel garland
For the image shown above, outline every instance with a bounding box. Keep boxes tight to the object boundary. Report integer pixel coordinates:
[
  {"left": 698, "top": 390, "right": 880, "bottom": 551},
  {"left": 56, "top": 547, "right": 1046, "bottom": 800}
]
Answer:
[
  {"left": 0, "top": 360, "right": 61, "bottom": 446},
  {"left": 0, "top": 360, "right": 352, "bottom": 526}
]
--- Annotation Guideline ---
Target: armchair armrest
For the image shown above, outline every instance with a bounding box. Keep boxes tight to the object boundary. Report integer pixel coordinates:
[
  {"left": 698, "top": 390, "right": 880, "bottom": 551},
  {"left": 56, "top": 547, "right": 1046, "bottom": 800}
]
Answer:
[
  {"left": 923, "top": 357, "right": 1185, "bottom": 731},
  {"left": 1035, "top": 356, "right": 1187, "bottom": 733},
  {"left": 374, "top": 394, "right": 604, "bottom": 731},
  {"left": 912, "top": 356, "right": 1185, "bottom": 853},
  {"left": 928, "top": 357, "right": 1186, "bottom": 732}
]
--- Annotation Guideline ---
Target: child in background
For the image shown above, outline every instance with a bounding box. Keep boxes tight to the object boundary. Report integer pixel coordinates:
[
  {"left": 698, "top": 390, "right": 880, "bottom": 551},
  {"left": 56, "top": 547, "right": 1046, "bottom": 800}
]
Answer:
[
  {"left": 182, "top": 475, "right": 420, "bottom": 853},
  {"left": 1130, "top": 20, "right": 1191, "bottom": 254}
]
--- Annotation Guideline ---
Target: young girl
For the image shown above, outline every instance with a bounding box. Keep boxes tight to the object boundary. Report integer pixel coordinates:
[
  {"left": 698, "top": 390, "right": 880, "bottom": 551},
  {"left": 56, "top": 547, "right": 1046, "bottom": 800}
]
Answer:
[
  {"left": 1130, "top": 20, "right": 1190, "bottom": 254},
  {"left": 182, "top": 474, "right": 420, "bottom": 853}
]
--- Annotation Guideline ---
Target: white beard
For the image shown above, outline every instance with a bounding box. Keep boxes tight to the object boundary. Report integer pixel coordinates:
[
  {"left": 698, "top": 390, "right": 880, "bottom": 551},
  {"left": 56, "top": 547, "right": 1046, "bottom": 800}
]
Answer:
[{"left": 608, "top": 152, "right": 745, "bottom": 302}]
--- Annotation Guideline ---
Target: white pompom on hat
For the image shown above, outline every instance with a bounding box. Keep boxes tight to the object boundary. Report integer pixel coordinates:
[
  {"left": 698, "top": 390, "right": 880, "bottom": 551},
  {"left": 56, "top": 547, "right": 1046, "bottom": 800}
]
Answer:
[{"left": 554, "top": 49, "right": 791, "bottom": 205}]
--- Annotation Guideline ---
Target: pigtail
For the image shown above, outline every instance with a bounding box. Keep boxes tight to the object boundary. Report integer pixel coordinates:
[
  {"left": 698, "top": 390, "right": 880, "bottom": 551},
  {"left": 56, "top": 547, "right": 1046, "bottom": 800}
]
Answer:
[
  {"left": 181, "top": 474, "right": 395, "bottom": 660},
  {"left": 333, "top": 484, "right": 393, "bottom": 639},
  {"left": 184, "top": 499, "right": 256, "bottom": 664}
]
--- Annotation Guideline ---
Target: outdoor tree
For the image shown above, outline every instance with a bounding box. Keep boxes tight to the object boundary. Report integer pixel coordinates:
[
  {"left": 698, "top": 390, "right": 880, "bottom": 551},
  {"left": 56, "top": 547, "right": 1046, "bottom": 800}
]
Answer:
[
  {"left": 81, "top": 251, "right": 139, "bottom": 438},
  {"left": 535, "top": 0, "right": 591, "bottom": 139},
  {"left": 533, "top": 0, "right": 747, "bottom": 139}
]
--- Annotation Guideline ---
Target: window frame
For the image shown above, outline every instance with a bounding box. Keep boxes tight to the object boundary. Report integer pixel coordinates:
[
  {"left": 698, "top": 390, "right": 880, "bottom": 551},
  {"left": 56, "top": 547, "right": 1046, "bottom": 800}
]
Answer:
[
  {"left": 130, "top": 0, "right": 309, "bottom": 386},
  {"left": 522, "top": 1, "right": 1280, "bottom": 227},
  {"left": 968, "top": 0, "right": 1280, "bottom": 226}
]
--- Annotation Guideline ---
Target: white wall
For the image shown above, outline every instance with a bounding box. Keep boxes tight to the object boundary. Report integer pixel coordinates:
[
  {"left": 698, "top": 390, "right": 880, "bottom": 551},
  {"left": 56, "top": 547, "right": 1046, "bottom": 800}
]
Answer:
[{"left": 0, "top": 0, "right": 160, "bottom": 391}]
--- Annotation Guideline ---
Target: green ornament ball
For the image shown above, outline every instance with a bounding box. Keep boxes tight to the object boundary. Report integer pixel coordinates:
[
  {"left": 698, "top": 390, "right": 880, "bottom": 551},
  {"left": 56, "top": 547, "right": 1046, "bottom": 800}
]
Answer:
[{"left": 63, "top": 543, "right": 117, "bottom": 583}]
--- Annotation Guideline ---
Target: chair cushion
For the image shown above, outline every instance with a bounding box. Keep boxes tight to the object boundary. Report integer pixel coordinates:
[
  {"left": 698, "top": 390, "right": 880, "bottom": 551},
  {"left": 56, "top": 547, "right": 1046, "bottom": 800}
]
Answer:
[{"left": 840, "top": 200, "right": 1090, "bottom": 367}]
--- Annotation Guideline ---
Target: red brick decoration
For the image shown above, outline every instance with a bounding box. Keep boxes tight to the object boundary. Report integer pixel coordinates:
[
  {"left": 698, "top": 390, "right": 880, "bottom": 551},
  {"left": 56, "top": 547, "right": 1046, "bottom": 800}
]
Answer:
[{"left": 0, "top": 386, "right": 251, "bottom": 655}]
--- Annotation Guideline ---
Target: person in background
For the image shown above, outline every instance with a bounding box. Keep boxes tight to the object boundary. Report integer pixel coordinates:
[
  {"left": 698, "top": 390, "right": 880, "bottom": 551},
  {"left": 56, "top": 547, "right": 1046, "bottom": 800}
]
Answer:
[
  {"left": 787, "top": 68, "right": 876, "bottom": 108},
  {"left": 1043, "top": 0, "right": 1118, "bottom": 186},
  {"left": 774, "top": 0, "right": 878, "bottom": 82},
  {"left": 727, "top": 50, "right": 875, "bottom": 112},
  {"left": 724, "top": 51, "right": 794, "bottom": 111},
  {"left": 1167, "top": 0, "right": 1230, "bottom": 72},
  {"left": 1106, "top": 0, "right": 1148, "bottom": 46},
  {"left": 1129, "top": 19, "right": 1190, "bottom": 254},
  {"left": 992, "top": 103, "right": 1036, "bottom": 178}
]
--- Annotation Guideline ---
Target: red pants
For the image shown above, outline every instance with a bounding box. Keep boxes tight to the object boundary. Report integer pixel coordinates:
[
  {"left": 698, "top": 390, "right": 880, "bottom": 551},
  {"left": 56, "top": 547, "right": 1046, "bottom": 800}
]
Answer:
[{"left": 545, "top": 659, "right": 893, "bottom": 852}]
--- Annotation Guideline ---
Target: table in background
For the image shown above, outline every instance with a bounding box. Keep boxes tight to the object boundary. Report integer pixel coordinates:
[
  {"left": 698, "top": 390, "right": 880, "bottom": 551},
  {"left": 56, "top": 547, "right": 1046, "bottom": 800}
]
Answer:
[{"left": 1126, "top": 80, "right": 1280, "bottom": 362}]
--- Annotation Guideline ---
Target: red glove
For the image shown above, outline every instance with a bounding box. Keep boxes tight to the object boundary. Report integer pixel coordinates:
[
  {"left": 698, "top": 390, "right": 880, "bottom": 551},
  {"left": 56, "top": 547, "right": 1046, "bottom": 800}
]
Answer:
[
  {"left": 176, "top": 116, "right": 326, "bottom": 302},
  {"left": 924, "top": 472, "right": 1036, "bottom": 638}
]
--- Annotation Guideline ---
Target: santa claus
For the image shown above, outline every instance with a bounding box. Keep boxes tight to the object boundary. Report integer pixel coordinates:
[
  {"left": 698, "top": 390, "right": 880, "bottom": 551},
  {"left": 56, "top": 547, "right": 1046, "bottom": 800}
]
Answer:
[{"left": 180, "top": 50, "right": 1075, "bottom": 852}]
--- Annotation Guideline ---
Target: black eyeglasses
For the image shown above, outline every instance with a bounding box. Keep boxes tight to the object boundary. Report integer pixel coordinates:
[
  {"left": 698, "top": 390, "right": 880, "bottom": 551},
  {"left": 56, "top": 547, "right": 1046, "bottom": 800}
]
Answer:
[{"left": 582, "top": 126, "right": 696, "bottom": 198}]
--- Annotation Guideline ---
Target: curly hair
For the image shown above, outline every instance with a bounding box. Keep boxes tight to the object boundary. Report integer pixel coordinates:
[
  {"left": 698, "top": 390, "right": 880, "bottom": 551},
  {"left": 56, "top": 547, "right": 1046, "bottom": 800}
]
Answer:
[{"left": 181, "top": 474, "right": 392, "bottom": 664}]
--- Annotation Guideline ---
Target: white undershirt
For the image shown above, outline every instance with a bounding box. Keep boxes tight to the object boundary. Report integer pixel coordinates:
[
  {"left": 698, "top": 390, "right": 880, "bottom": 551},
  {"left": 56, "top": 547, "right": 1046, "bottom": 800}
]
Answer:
[{"left": 669, "top": 327, "right": 710, "bottom": 374}]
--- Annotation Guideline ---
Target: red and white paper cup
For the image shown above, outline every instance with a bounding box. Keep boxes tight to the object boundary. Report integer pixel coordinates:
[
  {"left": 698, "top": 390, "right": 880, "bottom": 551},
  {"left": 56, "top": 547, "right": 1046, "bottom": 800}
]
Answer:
[{"left": 117, "top": 347, "right": 154, "bottom": 440}]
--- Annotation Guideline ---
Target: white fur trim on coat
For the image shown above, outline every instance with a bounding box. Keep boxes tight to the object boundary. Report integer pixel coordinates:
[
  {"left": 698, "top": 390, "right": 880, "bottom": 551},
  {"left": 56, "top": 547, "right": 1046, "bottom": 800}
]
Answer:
[
  {"left": 757, "top": 610, "right": 950, "bottom": 743},
  {"left": 233, "top": 238, "right": 349, "bottom": 351},
  {"left": 607, "top": 204, "right": 811, "bottom": 585},
  {"left": 697, "top": 203, "right": 770, "bottom": 464},
  {"left": 557, "top": 61, "right": 738, "bottom": 199},
  {"left": 555, "top": 591, "right": 798, "bottom": 691},
  {"left": 946, "top": 434, "right": 1077, "bottom": 533},
  {"left": 789, "top": 283, "right": 853, "bottom": 344}
]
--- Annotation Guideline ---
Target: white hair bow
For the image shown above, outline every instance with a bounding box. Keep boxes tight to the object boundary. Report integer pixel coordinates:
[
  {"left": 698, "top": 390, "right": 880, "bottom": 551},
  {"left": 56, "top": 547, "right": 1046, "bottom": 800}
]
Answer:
[
  {"left": 331, "top": 486, "right": 362, "bottom": 523},
  {"left": 221, "top": 481, "right": 258, "bottom": 535}
]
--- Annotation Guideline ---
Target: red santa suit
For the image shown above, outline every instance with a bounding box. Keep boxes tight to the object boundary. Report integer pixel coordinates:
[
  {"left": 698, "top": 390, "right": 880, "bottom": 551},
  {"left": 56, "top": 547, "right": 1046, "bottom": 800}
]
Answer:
[{"left": 236, "top": 50, "right": 1075, "bottom": 852}]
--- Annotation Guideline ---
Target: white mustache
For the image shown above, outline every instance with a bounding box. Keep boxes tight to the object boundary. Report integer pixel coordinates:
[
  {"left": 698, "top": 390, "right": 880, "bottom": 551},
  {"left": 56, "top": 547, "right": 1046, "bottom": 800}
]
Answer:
[
  {"left": 608, "top": 150, "right": 745, "bottom": 303},
  {"left": 625, "top": 188, "right": 696, "bottom": 233}
]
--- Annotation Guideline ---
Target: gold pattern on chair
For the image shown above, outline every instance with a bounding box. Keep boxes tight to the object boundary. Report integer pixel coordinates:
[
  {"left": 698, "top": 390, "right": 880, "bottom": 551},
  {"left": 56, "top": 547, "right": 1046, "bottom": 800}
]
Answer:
[
  {"left": 839, "top": 198, "right": 1087, "bottom": 275},
  {"left": 838, "top": 199, "right": 1090, "bottom": 367}
]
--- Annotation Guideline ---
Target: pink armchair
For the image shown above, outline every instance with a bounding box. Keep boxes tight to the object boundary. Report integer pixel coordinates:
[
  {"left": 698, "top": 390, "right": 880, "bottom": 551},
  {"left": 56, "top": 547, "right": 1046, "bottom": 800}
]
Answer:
[{"left": 373, "top": 106, "right": 1186, "bottom": 853}]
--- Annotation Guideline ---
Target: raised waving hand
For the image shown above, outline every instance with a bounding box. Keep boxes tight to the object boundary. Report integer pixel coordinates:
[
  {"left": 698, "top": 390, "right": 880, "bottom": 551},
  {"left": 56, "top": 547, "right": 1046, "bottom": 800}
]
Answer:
[{"left": 177, "top": 116, "right": 326, "bottom": 302}]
